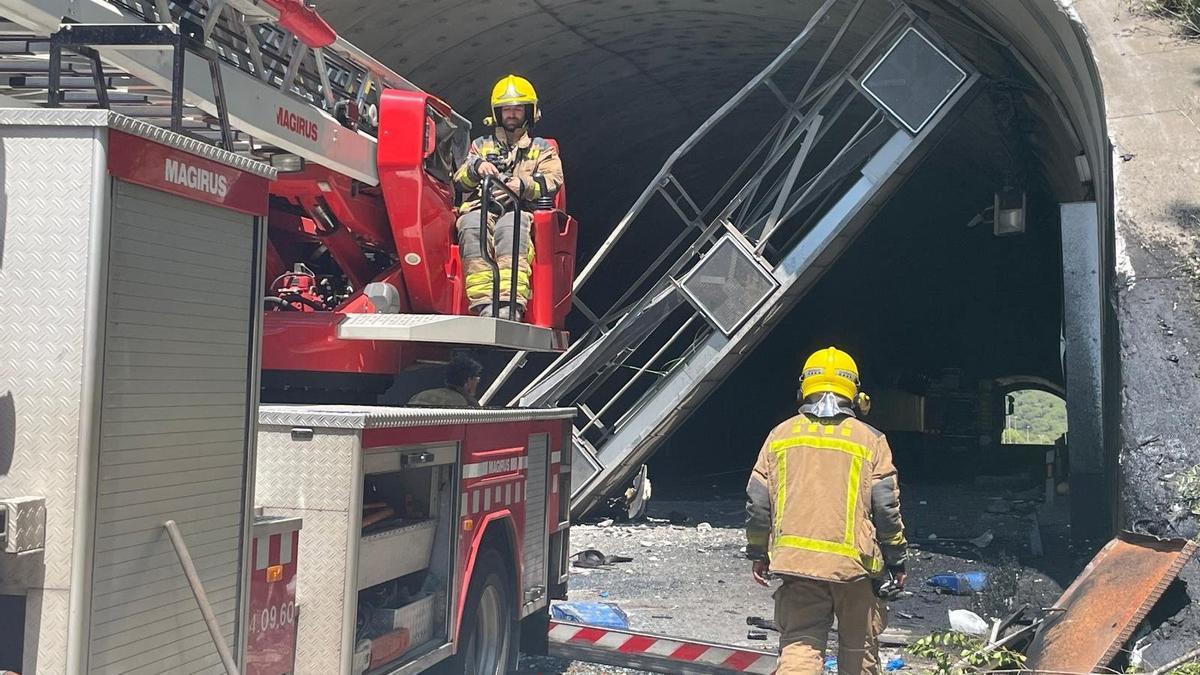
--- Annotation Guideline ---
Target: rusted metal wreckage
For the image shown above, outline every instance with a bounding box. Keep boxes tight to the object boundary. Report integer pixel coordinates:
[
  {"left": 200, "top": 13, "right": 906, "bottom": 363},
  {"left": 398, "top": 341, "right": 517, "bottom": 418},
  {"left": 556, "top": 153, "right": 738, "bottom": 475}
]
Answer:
[{"left": 1023, "top": 531, "right": 1197, "bottom": 672}]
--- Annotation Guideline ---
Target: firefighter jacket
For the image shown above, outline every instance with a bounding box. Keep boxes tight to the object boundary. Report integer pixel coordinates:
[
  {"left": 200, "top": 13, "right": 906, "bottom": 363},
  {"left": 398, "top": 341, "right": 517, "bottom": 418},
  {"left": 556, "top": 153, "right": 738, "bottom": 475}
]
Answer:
[
  {"left": 745, "top": 413, "right": 907, "bottom": 582},
  {"left": 453, "top": 127, "right": 564, "bottom": 213}
]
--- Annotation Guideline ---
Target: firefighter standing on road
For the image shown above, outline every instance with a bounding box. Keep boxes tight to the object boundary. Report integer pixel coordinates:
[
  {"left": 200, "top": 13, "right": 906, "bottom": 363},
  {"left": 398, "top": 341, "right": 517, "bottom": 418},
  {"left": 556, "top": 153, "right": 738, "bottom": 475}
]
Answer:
[
  {"left": 453, "top": 74, "right": 564, "bottom": 321},
  {"left": 745, "top": 347, "right": 908, "bottom": 674}
]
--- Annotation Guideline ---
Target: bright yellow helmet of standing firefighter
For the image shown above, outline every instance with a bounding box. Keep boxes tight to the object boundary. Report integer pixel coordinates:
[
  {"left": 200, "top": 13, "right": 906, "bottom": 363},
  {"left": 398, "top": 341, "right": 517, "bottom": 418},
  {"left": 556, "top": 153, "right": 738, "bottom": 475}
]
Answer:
[
  {"left": 490, "top": 74, "right": 540, "bottom": 123},
  {"left": 799, "top": 346, "right": 860, "bottom": 401}
]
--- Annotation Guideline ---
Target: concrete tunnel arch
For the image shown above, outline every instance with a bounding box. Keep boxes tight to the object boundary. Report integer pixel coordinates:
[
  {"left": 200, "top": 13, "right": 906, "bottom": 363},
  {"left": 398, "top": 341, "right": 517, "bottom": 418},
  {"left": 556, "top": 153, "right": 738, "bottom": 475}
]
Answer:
[{"left": 318, "top": 0, "right": 1199, "bottom": 548}]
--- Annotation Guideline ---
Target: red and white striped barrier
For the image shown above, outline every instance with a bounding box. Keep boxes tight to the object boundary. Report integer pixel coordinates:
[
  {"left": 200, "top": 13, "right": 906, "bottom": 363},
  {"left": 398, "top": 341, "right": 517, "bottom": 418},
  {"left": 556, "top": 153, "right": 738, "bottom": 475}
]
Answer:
[{"left": 548, "top": 620, "right": 777, "bottom": 674}]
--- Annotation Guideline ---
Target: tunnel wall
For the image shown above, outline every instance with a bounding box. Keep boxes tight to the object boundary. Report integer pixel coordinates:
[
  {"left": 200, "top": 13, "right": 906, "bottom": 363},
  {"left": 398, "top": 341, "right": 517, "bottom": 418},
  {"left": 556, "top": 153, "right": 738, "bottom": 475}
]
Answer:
[
  {"left": 1072, "top": 0, "right": 1200, "bottom": 542},
  {"left": 953, "top": 0, "right": 1116, "bottom": 541},
  {"left": 959, "top": 0, "right": 1200, "bottom": 541},
  {"left": 1015, "top": 0, "right": 1200, "bottom": 657}
]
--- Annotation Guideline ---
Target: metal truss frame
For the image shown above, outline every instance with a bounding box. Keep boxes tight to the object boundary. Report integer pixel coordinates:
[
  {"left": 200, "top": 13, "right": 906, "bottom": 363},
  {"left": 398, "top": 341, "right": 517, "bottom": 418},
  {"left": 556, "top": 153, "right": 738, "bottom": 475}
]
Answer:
[{"left": 481, "top": 0, "right": 982, "bottom": 515}]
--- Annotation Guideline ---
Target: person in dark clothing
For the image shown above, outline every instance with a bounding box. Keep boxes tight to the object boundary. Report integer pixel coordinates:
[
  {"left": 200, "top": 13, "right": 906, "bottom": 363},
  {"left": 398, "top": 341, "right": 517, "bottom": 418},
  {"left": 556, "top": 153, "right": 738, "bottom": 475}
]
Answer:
[{"left": 408, "top": 354, "right": 483, "bottom": 407}]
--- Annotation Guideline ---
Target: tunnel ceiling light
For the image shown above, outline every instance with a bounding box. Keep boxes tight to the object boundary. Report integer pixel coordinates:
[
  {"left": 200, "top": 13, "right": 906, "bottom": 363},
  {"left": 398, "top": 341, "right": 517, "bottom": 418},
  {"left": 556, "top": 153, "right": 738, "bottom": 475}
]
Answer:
[
  {"left": 994, "top": 187, "right": 1026, "bottom": 236},
  {"left": 861, "top": 27, "right": 967, "bottom": 134},
  {"left": 1074, "top": 153, "right": 1092, "bottom": 184}
]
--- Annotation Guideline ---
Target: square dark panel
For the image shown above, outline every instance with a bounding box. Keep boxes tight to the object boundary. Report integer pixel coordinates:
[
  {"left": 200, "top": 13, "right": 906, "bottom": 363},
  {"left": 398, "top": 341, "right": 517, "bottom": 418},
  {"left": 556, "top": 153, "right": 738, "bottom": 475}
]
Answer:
[
  {"left": 678, "top": 235, "right": 778, "bottom": 336},
  {"left": 862, "top": 27, "right": 966, "bottom": 133}
]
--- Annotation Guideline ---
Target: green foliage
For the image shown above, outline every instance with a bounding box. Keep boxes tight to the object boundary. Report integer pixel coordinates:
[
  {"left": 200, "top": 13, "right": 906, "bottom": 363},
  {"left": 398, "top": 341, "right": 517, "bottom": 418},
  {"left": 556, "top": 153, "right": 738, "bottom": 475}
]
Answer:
[
  {"left": 1142, "top": 0, "right": 1200, "bottom": 36},
  {"left": 907, "top": 631, "right": 1026, "bottom": 674},
  {"left": 1001, "top": 389, "right": 1067, "bottom": 445},
  {"left": 1175, "top": 464, "right": 1200, "bottom": 516}
]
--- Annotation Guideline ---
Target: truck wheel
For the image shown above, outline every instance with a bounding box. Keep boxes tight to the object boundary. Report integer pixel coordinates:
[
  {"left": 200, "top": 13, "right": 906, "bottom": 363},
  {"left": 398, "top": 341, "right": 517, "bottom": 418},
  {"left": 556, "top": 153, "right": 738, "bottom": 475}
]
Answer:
[{"left": 444, "top": 548, "right": 516, "bottom": 675}]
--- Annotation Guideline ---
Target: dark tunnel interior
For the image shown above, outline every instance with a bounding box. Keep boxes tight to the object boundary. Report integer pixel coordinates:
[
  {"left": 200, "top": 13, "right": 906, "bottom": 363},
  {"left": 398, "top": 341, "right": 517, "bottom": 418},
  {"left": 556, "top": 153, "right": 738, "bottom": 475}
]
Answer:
[
  {"left": 316, "top": 0, "right": 1085, "bottom": 496},
  {"left": 651, "top": 103, "right": 1069, "bottom": 493}
]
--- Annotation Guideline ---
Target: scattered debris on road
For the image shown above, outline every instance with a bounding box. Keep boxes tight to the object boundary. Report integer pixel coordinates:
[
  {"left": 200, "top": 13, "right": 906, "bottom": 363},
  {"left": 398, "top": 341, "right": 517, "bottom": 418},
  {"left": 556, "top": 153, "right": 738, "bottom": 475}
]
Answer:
[{"left": 538, "top": 494, "right": 1200, "bottom": 674}]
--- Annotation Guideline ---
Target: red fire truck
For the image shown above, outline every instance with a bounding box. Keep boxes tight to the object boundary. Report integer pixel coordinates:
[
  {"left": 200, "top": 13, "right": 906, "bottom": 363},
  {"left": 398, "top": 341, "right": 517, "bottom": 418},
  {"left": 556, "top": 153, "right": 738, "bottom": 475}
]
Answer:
[
  {"left": 0, "top": 0, "right": 781, "bottom": 671},
  {"left": 0, "top": 0, "right": 578, "bottom": 667}
]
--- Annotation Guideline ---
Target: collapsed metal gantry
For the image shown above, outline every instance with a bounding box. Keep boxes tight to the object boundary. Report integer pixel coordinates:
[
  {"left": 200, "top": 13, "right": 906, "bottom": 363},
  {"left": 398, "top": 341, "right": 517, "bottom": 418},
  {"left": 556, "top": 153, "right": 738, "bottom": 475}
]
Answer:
[{"left": 482, "top": 0, "right": 981, "bottom": 516}]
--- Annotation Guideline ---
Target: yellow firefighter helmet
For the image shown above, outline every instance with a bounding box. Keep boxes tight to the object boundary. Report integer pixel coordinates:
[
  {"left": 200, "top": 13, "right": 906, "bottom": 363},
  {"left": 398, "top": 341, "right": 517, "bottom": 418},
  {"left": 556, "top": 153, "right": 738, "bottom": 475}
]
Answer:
[
  {"left": 799, "top": 346, "right": 860, "bottom": 401},
  {"left": 490, "top": 74, "right": 540, "bottom": 124}
]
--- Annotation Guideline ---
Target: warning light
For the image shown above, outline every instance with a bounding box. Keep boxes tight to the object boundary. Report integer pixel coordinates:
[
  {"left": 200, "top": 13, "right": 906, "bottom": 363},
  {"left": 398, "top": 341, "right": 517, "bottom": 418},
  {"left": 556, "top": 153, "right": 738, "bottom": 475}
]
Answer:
[
  {"left": 463, "top": 519, "right": 474, "bottom": 532},
  {"left": 266, "top": 564, "right": 283, "bottom": 583}
]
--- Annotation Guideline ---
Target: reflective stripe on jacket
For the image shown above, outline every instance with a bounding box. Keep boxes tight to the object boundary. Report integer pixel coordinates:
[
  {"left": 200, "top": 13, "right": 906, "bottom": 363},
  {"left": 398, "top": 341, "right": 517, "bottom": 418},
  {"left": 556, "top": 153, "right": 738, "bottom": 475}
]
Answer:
[{"left": 746, "top": 413, "right": 907, "bottom": 581}]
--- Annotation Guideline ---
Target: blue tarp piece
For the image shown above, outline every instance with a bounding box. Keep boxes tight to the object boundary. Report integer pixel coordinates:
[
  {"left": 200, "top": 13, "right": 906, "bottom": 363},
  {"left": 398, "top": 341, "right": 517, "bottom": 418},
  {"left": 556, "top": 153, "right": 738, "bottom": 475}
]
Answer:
[{"left": 550, "top": 602, "right": 631, "bottom": 629}]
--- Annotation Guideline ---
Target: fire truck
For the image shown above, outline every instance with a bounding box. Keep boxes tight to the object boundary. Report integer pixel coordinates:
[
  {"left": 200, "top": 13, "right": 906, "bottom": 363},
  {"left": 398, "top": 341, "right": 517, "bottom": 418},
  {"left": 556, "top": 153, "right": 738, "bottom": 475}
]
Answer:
[
  {"left": 0, "top": 0, "right": 791, "bottom": 669},
  {"left": 0, "top": 0, "right": 583, "bottom": 666}
]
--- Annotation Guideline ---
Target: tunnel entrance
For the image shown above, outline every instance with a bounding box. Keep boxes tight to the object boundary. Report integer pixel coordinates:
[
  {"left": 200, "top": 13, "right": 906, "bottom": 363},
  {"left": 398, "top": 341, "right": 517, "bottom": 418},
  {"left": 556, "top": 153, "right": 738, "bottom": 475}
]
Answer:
[
  {"left": 652, "top": 78, "right": 1084, "bottom": 511},
  {"left": 635, "top": 81, "right": 1091, "bottom": 597},
  {"left": 466, "top": 0, "right": 1114, "bottom": 543},
  {"left": 643, "top": 35, "right": 1099, "bottom": 560},
  {"left": 652, "top": 83, "right": 1069, "bottom": 470}
]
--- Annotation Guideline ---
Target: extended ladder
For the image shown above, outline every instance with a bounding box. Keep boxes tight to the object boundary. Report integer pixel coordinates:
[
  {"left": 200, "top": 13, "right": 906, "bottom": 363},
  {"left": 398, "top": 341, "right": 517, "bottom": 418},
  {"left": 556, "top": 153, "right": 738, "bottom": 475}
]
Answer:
[
  {"left": 484, "top": 0, "right": 982, "bottom": 516},
  {"left": 0, "top": 0, "right": 468, "bottom": 183}
]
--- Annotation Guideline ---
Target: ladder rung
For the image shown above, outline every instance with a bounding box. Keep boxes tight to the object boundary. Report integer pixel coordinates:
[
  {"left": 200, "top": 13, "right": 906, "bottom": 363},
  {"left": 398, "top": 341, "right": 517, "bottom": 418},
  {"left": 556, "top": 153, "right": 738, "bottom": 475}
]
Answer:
[
  {"left": 61, "top": 92, "right": 148, "bottom": 103},
  {"left": 10, "top": 75, "right": 113, "bottom": 87}
]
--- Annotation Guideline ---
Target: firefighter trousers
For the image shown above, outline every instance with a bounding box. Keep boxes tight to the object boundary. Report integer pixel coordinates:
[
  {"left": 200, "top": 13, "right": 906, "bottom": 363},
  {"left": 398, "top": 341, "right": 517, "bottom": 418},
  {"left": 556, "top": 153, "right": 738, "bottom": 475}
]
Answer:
[
  {"left": 774, "top": 576, "right": 886, "bottom": 675},
  {"left": 456, "top": 208, "right": 532, "bottom": 311}
]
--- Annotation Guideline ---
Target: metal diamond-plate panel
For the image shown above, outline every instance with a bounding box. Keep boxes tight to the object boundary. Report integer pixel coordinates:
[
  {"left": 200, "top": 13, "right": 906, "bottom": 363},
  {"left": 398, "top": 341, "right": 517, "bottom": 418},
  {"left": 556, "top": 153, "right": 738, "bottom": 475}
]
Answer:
[
  {"left": 2, "top": 496, "right": 47, "bottom": 553},
  {"left": 256, "top": 428, "right": 358, "bottom": 511},
  {"left": 256, "top": 427, "right": 358, "bottom": 670},
  {"left": 340, "top": 313, "right": 474, "bottom": 329},
  {"left": 379, "top": 591, "right": 442, "bottom": 647},
  {"left": 0, "top": 125, "right": 101, "bottom": 668},
  {"left": 259, "top": 404, "right": 576, "bottom": 430},
  {"left": 336, "top": 313, "right": 565, "bottom": 352},
  {"left": 263, "top": 507, "right": 353, "bottom": 673},
  {"left": 23, "top": 589, "right": 71, "bottom": 674},
  {"left": 0, "top": 107, "right": 112, "bottom": 127},
  {"left": 0, "top": 109, "right": 276, "bottom": 178}
]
